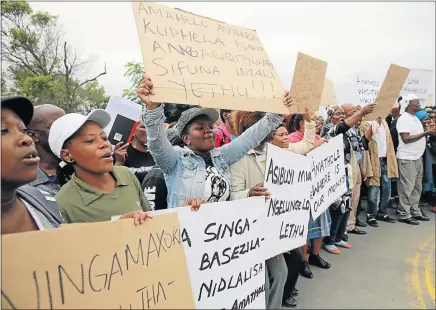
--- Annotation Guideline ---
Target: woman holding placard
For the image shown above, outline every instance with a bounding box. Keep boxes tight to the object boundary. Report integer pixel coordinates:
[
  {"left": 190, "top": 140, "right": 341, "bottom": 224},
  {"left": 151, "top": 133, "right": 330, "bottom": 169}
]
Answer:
[{"left": 137, "top": 73, "right": 292, "bottom": 209}]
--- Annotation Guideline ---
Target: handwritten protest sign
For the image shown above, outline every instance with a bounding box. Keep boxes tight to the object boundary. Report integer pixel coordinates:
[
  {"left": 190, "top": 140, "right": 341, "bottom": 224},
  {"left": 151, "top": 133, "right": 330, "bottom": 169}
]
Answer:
[
  {"left": 289, "top": 52, "right": 328, "bottom": 113},
  {"left": 263, "top": 143, "right": 312, "bottom": 255},
  {"left": 1, "top": 214, "right": 195, "bottom": 309},
  {"left": 364, "top": 64, "right": 410, "bottom": 121},
  {"left": 400, "top": 68, "right": 434, "bottom": 107},
  {"left": 132, "top": 1, "right": 287, "bottom": 114},
  {"left": 356, "top": 74, "right": 382, "bottom": 106},
  {"left": 307, "top": 135, "right": 347, "bottom": 220},
  {"left": 320, "top": 78, "right": 338, "bottom": 107},
  {"left": 428, "top": 94, "right": 434, "bottom": 107},
  {"left": 356, "top": 68, "right": 433, "bottom": 108},
  {"left": 153, "top": 197, "right": 267, "bottom": 309}
]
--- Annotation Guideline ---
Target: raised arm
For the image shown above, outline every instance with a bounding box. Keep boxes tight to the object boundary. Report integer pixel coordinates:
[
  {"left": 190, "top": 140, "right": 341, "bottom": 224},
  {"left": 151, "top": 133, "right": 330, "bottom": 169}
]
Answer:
[
  {"left": 287, "top": 120, "right": 316, "bottom": 155},
  {"left": 138, "top": 75, "right": 178, "bottom": 175},
  {"left": 344, "top": 103, "right": 376, "bottom": 128},
  {"left": 219, "top": 112, "right": 283, "bottom": 166}
]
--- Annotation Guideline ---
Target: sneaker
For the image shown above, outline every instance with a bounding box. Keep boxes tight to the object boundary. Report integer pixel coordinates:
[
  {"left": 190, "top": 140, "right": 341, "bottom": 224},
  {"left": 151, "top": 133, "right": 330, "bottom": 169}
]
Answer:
[
  {"left": 291, "top": 288, "right": 299, "bottom": 298},
  {"left": 324, "top": 244, "right": 341, "bottom": 254},
  {"left": 342, "top": 233, "right": 349, "bottom": 242},
  {"left": 282, "top": 297, "right": 298, "bottom": 308},
  {"left": 335, "top": 240, "right": 352, "bottom": 249}
]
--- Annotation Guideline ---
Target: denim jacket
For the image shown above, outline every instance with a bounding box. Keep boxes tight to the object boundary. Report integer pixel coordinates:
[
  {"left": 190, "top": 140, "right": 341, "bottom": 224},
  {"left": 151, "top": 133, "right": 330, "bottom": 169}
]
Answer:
[{"left": 143, "top": 105, "right": 283, "bottom": 208}]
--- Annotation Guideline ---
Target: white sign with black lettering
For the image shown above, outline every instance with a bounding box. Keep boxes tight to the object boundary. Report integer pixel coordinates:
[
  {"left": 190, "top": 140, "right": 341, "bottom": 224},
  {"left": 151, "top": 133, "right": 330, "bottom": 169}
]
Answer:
[
  {"left": 152, "top": 197, "right": 267, "bottom": 309},
  {"left": 307, "top": 135, "right": 347, "bottom": 220},
  {"left": 356, "top": 68, "right": 434, "bottom": 107},
  {"left": 263, "top": 143, "right": 312, "bottom": 257}
]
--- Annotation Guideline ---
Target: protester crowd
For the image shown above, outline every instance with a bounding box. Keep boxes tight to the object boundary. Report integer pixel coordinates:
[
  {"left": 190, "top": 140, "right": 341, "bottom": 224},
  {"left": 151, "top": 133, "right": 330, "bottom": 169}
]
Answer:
[{"left": 2, "top": 73, "right": 435, "bottom": 309}]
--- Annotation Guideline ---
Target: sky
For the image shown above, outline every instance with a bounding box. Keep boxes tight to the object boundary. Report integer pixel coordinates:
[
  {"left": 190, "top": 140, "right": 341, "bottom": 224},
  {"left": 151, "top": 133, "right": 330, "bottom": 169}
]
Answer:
[{"left": 30, "top": 1, "right": 435, "bottom": 105}]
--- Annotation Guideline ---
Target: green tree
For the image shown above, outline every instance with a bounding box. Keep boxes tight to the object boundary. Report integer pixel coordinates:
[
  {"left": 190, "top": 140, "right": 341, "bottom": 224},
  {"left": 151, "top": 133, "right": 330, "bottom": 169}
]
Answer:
[
  {"left": 1, "top": 0, "right": 109, "bottom": 113},
  {"left": 122, "top": 60, "right": 143, "bottom": 104}
]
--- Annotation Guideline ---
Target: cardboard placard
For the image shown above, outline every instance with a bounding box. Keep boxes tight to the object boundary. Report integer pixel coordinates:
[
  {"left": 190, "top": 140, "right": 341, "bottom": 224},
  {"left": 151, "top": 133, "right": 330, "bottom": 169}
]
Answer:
[
  {"left": 131, "top": 1, "right": 288, "bottom": 114},
  {"left": 288, "top": 52, "right": 328, "bottom": 113},
  {"left": 365, "top": 64, "right": 410, "bottom": 121},
  {"left": 320, "top": 78, "right": 338, "bottom": 107},
  {"left": 1, "top": 214, "right": 195, "bottom": 309}
]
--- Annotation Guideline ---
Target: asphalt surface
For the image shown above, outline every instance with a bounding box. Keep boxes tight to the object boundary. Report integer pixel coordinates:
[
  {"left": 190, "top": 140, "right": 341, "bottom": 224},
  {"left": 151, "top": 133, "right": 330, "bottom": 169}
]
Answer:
[{"left": 295, "top": 200, "right": 435, "bottom": 309}]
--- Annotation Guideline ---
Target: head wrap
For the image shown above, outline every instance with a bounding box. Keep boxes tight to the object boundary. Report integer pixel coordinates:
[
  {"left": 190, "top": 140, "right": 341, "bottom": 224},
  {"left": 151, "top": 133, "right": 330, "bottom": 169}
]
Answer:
[
  {"left": 326, "top": 105, "right": 340, "bottom": 122},
  {"left": 399, "top": 94, "right": 419, "bottom": 115}
]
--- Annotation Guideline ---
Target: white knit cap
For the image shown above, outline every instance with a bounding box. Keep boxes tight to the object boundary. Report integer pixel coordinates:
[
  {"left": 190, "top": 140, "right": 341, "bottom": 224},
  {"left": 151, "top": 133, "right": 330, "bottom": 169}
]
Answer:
[{"left": 399, "top": 94, "right": 420, "bottom": 115}]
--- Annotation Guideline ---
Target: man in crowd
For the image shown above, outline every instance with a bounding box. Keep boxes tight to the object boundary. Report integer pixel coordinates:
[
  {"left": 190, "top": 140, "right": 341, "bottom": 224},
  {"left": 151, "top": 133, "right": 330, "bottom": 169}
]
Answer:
[
  {"left": 342, "top": 104, "right": 369, "bottom": 236},
  {"left": 27, "top": 104, "right": 66, "bottom": 196},
  {"left": 396, "top": 94, "right": 434, "bottom": 225},
  {"left": 360, "top": 117, "right": 398, "bottom": 226}
]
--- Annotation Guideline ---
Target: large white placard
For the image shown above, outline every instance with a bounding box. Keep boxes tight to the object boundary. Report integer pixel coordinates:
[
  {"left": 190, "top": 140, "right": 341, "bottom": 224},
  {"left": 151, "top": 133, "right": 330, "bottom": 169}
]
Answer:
[
  {"left": 263, "top": 143, "right": 312, "bottom": 256},
  {"left": 356, "top": 68, "right": 434, "bottom": 107},
  {"left": 307, "top": 135, "right": 347, "bottom": 220},
  {"left": 152, "top": 197, "right": 267, "bottom": 309}
]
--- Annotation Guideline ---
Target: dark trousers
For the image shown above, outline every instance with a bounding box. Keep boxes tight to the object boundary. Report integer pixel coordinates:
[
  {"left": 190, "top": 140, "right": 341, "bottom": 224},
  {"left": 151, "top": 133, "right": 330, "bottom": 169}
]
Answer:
[
  {"left": 282, "top": 248, "right": 303, "bottom": 301},
  {"left": 324, "top": 209, "right": 351, "bottom": 245}
]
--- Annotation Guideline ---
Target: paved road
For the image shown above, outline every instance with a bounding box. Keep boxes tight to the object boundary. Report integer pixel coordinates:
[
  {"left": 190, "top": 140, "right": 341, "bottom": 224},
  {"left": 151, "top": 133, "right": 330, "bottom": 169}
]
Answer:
[{"left": 296, "top": 202, "right": 435, "bottom": 309}]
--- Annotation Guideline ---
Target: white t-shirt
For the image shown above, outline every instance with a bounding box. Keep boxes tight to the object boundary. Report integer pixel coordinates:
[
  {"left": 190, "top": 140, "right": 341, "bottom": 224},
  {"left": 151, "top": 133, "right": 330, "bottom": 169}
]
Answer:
[
  {"left": 369, "top": 121, "right": 387, "bottom": 158},
  {"left": 396, "top": 113, "right": 426, "bottom": 160},
  {"left": 203, "top": 166, "right": 230, "bottom": 203}
]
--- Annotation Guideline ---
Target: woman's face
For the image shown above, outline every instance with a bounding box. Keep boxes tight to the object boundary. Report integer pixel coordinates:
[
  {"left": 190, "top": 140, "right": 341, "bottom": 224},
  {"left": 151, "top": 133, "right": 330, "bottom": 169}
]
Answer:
[
  {"left": 269, "top": 127, "right": 289, "bottom": 149},
  {"left": 134, "top": 119, "right": 147, "bottom": 145},
  {"left": 315, "top": 118, "right": 323, "bottom": 133},
  {"left": 1, "top": 108, "right": 40, "bottom": 187},
  {"left": 61, "top": 121, "right": 113, "bottom": 174},
  {"left": 182, "top": 116, "right": 215, "bottom": 152},
  {"left": 331, "top": 108, "right": 345, "bottom": 124}
]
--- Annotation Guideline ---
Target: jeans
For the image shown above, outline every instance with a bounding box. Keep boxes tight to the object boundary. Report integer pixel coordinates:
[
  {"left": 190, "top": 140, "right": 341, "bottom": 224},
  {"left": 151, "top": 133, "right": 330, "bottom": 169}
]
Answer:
[
  {"left": 367, "top": 158, "right": 392, "bottom": 218},
  {"left": 282, "top": 248, "right": 303, "bottom": 302},
  {"left": 324, "top": 209, "right": 351, "bottom": 245}
]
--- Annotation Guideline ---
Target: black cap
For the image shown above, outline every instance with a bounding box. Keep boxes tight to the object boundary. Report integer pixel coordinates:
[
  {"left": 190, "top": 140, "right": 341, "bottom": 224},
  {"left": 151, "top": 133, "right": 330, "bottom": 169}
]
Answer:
[{"left": 1, "top": 96, "right": 34, "bottom": 126}]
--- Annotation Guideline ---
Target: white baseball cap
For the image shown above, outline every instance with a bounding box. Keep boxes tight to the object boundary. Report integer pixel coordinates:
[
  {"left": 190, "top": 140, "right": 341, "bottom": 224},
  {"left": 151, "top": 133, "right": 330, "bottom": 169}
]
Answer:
[{"left": 49, "top": 109, "right": 111, "bottom": 159}]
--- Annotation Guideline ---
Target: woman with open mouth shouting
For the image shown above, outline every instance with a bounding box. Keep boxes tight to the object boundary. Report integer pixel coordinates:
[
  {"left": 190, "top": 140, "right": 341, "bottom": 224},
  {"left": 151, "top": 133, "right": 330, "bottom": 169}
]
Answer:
[
  {"left": 49, "top": 110, "right": 153, "bottom": 224},
  {"left": 137, "top": 74, "right": 293, "bottom": 209}
]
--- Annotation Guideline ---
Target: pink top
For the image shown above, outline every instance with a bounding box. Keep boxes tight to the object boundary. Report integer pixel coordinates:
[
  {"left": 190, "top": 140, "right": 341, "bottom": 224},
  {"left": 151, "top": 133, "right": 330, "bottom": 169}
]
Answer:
[
  {"left": 214, "top": 123, "right": 232, "bottom": 148},
  {"left": 288, "top": 130, "right": 321, "bottom": 143}
]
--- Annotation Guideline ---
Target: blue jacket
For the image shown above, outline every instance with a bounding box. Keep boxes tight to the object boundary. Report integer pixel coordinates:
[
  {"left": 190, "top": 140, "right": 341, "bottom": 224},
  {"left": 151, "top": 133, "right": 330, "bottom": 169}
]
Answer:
[{"left": 143, "top": 105, "right": 283, "bottom": 208}]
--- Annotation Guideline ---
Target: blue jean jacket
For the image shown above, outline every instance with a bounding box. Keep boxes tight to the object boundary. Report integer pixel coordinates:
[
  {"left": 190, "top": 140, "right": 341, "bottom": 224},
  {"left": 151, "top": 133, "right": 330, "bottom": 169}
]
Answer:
[{"left": 143, "top": 105, "right": 283, "bottom": 208}]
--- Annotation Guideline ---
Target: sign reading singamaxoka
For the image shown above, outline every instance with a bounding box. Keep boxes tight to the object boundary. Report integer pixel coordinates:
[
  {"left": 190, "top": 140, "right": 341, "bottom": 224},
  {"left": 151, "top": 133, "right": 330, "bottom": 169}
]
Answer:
[
  {"left": 1, "top": 214, "right": 195, "bottom": 309},
  {"left": 131, "top": 1, "right": 289, "bottom": 114}
]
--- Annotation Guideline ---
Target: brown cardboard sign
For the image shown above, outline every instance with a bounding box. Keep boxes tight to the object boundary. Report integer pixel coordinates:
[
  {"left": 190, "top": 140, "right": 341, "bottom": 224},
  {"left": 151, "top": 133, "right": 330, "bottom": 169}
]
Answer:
[
  {"left": 1, "top": 213, "right": 194, "bottom": 309},
  {"left": 288, "top": 52, "right": 328, "bottom": 113},
  {"left": 320, "top": 78, "right": 338, "bottom": 107},
  {"left": 365, "top": 64, "right": 410, "bottom": 121},
  {"left": 132, "top": 1, "right": 288, "bottom": 114}
]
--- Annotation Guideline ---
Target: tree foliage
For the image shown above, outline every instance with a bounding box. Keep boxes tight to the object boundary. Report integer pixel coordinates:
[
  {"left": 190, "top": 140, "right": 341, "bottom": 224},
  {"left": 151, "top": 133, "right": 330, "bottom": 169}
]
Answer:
[
  {"left": 1, "top": 0, "right": 109, "bottom": 113},
  {"left": 122, "top": 60, "right": 143, "bottom": 104}
]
